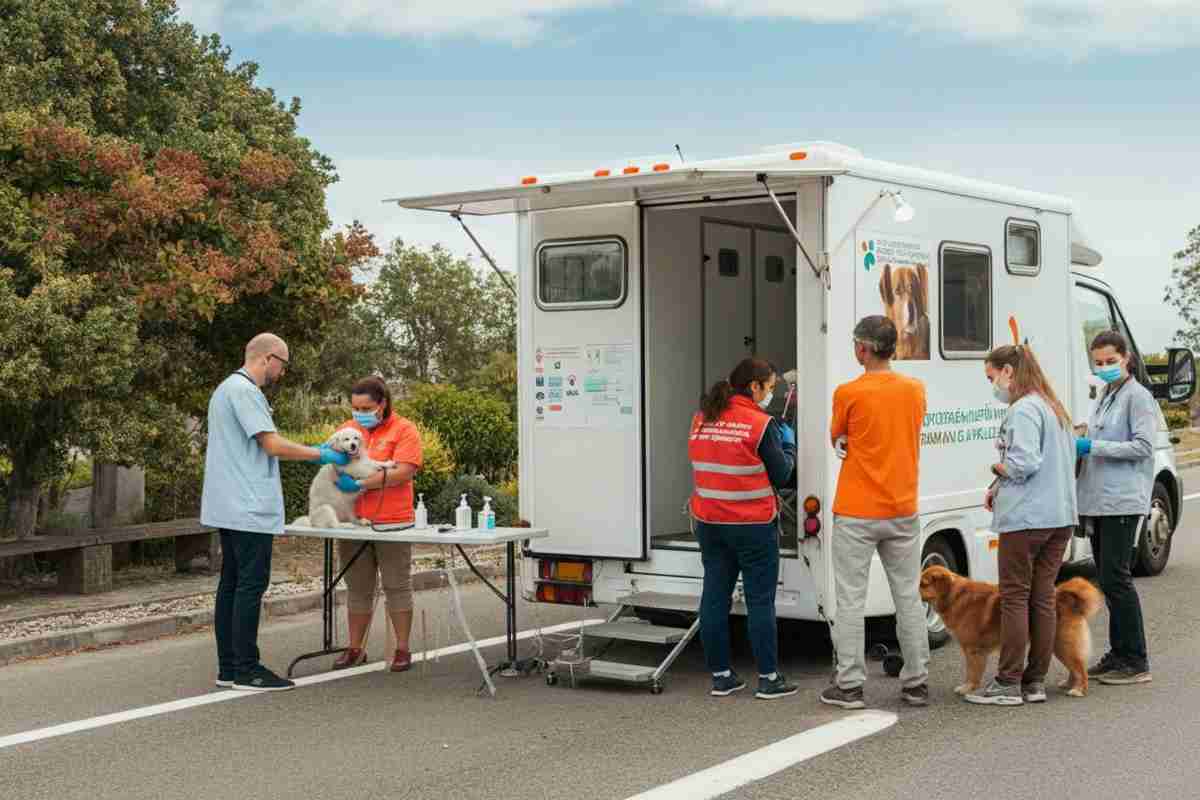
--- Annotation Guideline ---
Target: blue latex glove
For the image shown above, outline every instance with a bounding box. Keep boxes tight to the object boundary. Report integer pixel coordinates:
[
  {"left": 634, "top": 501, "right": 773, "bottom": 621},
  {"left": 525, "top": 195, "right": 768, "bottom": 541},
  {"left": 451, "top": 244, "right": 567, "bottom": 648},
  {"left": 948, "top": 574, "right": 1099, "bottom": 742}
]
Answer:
[
  {"left": 778, "top": 422, "right": 796, "bottom": 448},
  {"left": 1076, "top": 437, "right": 1092, "bottom": 457},
  {"left": 335, "top": 473, "right": 361, "bottom": 493},
  {"left": 314, "top": 445, "right": 350, "bottom": 466}
]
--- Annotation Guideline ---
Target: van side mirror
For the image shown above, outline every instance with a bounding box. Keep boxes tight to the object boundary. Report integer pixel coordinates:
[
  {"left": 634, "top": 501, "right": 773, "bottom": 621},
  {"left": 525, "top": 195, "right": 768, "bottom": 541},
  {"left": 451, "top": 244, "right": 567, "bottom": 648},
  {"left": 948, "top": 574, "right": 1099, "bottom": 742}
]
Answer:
[{"left": 1149, "top": 347, "right": 1196, "bottom": 403}]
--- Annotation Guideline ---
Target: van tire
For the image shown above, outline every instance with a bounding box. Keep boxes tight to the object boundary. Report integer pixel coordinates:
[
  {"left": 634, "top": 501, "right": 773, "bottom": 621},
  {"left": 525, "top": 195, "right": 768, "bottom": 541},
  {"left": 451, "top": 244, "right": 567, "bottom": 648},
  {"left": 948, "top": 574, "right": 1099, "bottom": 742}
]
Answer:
[
  {"left": 921, "top": 535, "right": 962, "bottom": 650},
  {"left": 1133, "top": 482, "right": 1174, "bottom": 577}
]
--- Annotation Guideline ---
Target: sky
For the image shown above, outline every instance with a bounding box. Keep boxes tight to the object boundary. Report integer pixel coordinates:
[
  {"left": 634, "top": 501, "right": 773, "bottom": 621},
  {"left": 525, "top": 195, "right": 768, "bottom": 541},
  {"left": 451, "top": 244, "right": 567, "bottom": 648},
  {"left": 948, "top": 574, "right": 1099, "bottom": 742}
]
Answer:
[{"left": 176, "top": 0, "right": 1200, "bottom": 351}]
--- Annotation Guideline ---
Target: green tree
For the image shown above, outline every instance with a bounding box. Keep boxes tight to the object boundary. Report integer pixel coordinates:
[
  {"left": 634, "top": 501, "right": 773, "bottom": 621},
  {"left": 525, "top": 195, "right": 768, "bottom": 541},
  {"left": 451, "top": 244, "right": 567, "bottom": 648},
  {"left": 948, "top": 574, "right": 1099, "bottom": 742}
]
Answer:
[
  {"left": 0, "top": 2, "right": 377, "bottom": 537},
  {"left": 369, "top": 240, "right": 516, "bottom": 385},
  {"left": 1165, "top": 224, "right": 1200, "bottom": 351}
]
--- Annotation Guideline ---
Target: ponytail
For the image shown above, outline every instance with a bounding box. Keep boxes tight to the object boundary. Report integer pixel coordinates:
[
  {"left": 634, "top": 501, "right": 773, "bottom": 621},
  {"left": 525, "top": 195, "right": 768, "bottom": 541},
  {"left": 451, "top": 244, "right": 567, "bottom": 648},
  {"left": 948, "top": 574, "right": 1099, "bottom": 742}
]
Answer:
[
  {"left": 699, "top": 358, "right": 776, "bottom": 423},
  {"left": 986, "top": 344, "right": 1072, "bottom": 430}
]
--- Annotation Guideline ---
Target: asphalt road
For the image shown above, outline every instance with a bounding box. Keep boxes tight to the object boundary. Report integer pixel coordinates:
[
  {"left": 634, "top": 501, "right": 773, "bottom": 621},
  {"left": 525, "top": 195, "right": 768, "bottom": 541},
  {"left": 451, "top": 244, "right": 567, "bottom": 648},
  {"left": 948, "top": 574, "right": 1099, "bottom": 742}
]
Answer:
[{"left": 3, "top": 501, "right": 1200, "bottom": 800}]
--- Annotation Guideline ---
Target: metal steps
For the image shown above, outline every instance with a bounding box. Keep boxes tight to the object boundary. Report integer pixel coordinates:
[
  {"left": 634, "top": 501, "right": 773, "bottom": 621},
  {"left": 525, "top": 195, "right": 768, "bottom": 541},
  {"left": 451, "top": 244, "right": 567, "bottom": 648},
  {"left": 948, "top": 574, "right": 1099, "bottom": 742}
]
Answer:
[
  {"left": 618, "top": 590, "right": 746, "bottom": 615},
  {"left": 546, "top": 600, "right": 701, "bottom": 694}
]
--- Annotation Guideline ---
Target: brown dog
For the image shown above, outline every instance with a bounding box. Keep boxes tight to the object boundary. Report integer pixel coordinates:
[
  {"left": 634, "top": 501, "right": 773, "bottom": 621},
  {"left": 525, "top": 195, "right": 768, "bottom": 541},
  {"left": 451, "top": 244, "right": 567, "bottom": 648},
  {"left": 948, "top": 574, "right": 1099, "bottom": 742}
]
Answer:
[
  {"left": 919, "top": 565, "right": 1103, "bottom": 697},
  {"left": 880, "top": 263, "right": 930, "bottom": 360}
]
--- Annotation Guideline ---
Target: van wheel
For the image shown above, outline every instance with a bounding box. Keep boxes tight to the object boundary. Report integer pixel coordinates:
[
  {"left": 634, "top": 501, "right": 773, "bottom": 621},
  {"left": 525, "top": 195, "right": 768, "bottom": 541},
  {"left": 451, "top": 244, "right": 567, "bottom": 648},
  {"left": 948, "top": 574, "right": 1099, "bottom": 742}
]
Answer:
[
  {"left": 921, "top": 536, "right": 962, "bottom": 650},
  {"left": 1133, "top": 483, "right": 1174, "bottom": 577}
]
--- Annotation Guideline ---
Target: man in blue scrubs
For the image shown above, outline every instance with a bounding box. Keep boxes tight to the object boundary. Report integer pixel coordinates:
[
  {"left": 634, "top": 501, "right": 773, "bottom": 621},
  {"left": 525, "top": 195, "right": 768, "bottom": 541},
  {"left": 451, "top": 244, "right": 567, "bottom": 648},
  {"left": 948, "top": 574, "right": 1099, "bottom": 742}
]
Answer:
[{"left": 201, "top": 333, "right": 349, "bottom": 691}]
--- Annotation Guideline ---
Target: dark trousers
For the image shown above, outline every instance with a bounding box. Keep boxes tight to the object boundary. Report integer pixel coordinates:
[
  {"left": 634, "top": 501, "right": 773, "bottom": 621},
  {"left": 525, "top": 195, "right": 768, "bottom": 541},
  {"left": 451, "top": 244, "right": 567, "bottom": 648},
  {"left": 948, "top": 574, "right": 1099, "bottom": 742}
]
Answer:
[
  {"left": 215, "top": 530, "right": 275, "bottom": 678},
  {"left": 694, "top": 520, "right": 780, "bottom": 676},
  {"left": 997, "top": 527, "right": 1072, "bottom": 685},
  {"left": 1090, "top": 515, "right": 1149, "bottom": 670}
]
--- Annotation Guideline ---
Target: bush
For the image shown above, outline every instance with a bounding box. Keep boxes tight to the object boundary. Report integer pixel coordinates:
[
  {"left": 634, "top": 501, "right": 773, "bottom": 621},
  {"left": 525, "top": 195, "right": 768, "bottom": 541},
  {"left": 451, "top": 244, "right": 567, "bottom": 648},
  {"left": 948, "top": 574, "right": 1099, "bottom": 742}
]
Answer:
[
  {"left": 1163, "top": 405, "right": 1190, "bottom": 431},
  {"left": 398, "top": 383, "right": 517, "bottom": 482},
  {"left": 145, "top": 449, "right": 205, "bottom": 523},
  {"left": 412, "top": 423, "right": 456, "bottom": 504},
  {"left": 430, "top": 475, "right": 518, "bottom": 528}
]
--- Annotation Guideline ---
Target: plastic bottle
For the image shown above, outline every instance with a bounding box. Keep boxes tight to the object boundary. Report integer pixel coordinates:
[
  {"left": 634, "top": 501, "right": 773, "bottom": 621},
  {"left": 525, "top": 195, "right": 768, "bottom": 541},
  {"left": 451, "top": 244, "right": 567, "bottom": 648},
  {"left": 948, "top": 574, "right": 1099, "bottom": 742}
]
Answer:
[
  {"left": 415, "top": 493, "right": 428, "bottom": 529},
  {"left": 478, "top": 496, "right": 495, "bottom": 530},
  {"left": 455, "top": 494, "right": 472, "bottom": 530}
]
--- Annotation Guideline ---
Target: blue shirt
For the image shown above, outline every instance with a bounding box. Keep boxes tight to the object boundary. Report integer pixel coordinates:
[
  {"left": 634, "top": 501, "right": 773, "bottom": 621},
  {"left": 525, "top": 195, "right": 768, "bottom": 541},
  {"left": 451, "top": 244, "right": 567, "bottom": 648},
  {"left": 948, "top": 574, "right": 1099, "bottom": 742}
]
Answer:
[
  {"left": 991, "top": 393, "right": 1079, "bottom": 533},
  {"left": 1077, "top": 377, "right": 1158, "bottom": 517},
  {"left": 200, "top": 370, "right": 285, "bottom": 534}
]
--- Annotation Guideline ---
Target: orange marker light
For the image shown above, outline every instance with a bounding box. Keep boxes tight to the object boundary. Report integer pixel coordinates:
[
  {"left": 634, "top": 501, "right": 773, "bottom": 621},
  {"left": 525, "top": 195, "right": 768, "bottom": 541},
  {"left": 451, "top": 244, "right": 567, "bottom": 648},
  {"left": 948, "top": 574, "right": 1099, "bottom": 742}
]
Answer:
[
  {"left": 989, "top": 539, "right": 1000, "bottom": 551},
  {"left": 594, "top": 169, "right": 611, "bottom": 177},
  {"left": 803, "top": 496, "right": 821, "bottom": 515},
  {"left": 789, "top": 151, "right": 808, "bottom": 161},
  {"left": 653, "top": 163, "right": 670, "bottom": 172},
  {"left": 521, "top": 176, "right": 538, "bottom": 185},
  {"left": 623, "top": 166, "right": 640, "bottom": 175}
]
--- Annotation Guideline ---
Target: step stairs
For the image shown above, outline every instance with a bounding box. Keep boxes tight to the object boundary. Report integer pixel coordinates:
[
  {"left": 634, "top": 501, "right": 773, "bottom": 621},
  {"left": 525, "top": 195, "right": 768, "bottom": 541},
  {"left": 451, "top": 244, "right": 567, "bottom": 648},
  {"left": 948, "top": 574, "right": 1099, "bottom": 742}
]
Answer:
[{"left": 545, "top": 592, "right": 701, "bottom": 694}]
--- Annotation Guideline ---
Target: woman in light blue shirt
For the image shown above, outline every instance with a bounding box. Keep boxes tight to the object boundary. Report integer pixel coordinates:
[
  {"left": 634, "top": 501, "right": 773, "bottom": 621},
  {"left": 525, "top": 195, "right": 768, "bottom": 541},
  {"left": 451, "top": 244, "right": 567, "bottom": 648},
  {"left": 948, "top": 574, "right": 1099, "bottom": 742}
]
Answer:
[
  {"left": 968, "top": 344, "right": 1078, "bottom": 707},
  {"left": 1075, "top": 330, "right": 1155, "bottom": 686}
]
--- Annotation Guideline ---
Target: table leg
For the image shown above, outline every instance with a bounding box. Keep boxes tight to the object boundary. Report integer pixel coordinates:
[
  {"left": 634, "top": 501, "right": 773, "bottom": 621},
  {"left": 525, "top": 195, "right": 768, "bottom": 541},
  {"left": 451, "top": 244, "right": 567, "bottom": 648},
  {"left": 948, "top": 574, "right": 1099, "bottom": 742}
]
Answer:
[
  {"left": 453, "top": 543, "right": 521, "bottom": 678},
  {"left": 286, "top": 540, "right": 372, "bottom": 677}
]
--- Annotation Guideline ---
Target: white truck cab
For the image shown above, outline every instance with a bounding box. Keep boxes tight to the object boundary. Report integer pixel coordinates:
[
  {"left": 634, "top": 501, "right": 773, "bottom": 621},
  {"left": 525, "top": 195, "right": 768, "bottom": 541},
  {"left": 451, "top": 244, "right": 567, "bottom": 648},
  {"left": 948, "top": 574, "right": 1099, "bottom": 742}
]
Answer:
[{"left": 389, "top": 142, "right": 1196, "bottom": 690}]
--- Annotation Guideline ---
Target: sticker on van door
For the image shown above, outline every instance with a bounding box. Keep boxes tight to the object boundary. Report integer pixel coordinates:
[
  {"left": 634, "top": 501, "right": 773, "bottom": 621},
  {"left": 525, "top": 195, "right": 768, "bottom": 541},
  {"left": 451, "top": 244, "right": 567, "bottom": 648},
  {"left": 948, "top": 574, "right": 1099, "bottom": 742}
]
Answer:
[
  {"left": 856, "top": 231, "right": 931, "bottom": 361},
  {"left": 533, "top": 342, "right": 636, "bottom": 429}
]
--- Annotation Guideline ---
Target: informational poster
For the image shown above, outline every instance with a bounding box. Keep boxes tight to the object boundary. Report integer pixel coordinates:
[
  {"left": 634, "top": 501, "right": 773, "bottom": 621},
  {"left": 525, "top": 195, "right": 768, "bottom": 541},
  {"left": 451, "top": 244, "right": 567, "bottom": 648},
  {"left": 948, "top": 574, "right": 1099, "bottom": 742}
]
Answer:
[
  {"left": 533, "top": 342, "right": 636, "bottom": 429},
  {"left": 855, "top": 231, "right": 932, "bottom": 361}
]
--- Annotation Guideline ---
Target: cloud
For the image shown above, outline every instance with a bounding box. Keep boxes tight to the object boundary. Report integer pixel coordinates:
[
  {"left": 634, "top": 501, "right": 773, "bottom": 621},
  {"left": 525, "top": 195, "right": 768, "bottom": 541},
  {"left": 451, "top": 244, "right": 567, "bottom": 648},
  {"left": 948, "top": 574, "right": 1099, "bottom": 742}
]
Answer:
[
  {"left": 687, "top": 0, "right": 1200, "bottom": 55},
  {"left": 174, "top": 0, "right": 1200, "bottom": 53}
]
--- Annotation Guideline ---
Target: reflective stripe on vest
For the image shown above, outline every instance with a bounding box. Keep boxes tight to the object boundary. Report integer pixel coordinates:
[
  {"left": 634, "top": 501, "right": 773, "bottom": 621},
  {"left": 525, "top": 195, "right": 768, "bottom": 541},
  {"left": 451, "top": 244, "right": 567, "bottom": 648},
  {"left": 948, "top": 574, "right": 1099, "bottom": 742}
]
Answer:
[{"left": 688, "top": 395, "right": 777, "bottom": 524}]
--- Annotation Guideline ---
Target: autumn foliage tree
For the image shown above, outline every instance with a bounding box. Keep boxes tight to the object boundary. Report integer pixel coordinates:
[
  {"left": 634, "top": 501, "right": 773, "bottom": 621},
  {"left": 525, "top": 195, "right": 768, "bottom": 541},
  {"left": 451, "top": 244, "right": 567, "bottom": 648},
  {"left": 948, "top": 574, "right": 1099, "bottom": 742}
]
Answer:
[{"left": 0, "top": 1, "right": 377, "bottom": 538}]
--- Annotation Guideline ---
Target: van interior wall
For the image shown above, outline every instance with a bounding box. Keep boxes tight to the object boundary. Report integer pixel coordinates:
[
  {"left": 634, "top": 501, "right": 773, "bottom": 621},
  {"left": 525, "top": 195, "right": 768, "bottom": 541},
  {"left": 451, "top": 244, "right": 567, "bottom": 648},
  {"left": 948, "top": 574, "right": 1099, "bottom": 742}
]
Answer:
[{"left": 643, "top": 199, "right": 797, "bottom": 542}]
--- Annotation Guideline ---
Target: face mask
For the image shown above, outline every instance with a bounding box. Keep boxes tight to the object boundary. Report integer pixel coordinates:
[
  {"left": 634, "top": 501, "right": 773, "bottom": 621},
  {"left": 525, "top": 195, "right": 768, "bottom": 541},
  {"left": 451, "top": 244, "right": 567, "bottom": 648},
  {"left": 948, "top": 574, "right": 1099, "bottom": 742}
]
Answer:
[
  {"left": 758, "top": 390, "right": 774, "bottom": 410},
  {"left": 992, "top": 380, "right": 1011, "bottom": 404},
  {"left": 353, "top": 410, "right": 380, "bottom": 430},
  {"left": 1094, "top": 365, "right": 1124, "bottom": 384}
]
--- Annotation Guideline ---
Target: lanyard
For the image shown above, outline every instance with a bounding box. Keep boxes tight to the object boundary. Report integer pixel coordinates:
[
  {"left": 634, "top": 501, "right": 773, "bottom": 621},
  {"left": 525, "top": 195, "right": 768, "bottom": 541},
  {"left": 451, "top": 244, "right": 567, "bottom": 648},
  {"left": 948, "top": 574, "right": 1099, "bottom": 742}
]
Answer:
[
  {"left": 1095, "top": 379, "right": 1128, "bottom": 430},
  {"left": 235, "top": 369, "right": 257, "bottom": 388}
]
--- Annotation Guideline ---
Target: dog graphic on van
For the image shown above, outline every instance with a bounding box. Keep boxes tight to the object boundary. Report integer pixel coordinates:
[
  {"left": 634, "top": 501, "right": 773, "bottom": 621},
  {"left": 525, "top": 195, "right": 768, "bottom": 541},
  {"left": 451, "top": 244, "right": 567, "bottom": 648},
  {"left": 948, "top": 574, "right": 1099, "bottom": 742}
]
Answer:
[{"left": 880, "top": 262, "right": 930, "bottom": 360}]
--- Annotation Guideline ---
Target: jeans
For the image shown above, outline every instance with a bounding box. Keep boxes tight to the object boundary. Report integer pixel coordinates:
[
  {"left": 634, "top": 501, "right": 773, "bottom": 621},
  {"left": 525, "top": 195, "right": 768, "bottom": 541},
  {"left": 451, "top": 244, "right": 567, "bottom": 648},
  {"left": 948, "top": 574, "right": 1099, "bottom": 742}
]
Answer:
[
  {"left": 1089, "top": 515, "right": 1149, "bottom": 670},
  {"left": 694, "top": 520, "right": 781, "bottom": 676},
  {"left": 997, "top": 527, "right": 1072, "bottom": 685},
  {"left": 832, "top": 515, "right": 930, "bottom": 690},
  {"left": 215, "top": 530, "right": 275, "bottom": 678}
]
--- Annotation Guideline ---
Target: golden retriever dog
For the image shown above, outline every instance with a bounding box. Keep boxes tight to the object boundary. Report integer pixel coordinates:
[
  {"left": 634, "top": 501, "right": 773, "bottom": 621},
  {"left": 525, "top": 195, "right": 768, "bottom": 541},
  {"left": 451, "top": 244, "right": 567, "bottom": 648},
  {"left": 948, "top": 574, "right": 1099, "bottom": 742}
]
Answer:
[
  {"left": 919, "top": 565, "right": 1103, "bottom": 697},
  {"left": 292, "top": 428, "right": 393, "bottom": 529},
  {"left": 880, "top": 263, "right": 930, "bottom": 360}
]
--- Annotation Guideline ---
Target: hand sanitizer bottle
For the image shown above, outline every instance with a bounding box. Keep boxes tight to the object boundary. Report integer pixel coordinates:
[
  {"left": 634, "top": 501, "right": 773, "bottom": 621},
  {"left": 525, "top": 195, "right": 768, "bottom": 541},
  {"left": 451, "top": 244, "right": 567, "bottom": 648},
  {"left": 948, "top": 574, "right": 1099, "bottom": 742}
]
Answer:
[
  {"left": 455, "top": 494, "right": 472, "bottom": 530},
  {"left": 478, "top": 496, "right": 495, "bottom": 530},
  {"left": 415, "top": 493, "right": 428, "bottom": 529}
]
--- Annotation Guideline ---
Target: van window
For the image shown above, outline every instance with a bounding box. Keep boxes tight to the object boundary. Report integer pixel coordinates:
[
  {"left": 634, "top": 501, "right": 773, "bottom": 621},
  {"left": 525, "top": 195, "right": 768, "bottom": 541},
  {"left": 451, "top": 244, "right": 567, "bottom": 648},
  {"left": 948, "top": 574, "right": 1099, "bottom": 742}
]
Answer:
[
  {"left": 940, "top": 244, "right": 992, "bottom": 357},
  {"left": 1076, "top": 283, "right": 1149, "bottom": 383},
  {"left": 537, "top": 238, "right": 627, "bottom": 309},
  {"left": 1006, "top": 220, "right": 1040, "bottom": 276}
]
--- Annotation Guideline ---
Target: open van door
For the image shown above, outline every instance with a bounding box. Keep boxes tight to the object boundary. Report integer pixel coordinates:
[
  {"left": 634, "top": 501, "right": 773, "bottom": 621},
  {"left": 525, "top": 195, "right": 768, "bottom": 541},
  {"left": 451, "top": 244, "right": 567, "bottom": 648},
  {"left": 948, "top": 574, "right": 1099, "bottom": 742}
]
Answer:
[{"left": 388, "top": 165, "right": 833, "bottom": 561}]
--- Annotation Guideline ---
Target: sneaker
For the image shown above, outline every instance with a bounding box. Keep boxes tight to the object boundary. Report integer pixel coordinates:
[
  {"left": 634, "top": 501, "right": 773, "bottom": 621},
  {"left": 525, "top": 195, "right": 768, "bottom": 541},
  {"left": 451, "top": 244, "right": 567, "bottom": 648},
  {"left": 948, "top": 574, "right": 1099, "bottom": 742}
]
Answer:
[
  {"left": 215, "top": 674, "right": 236, "bottom": 688},
  {"left": 965, "top": 678, "right": 1023, "bottom": 706},
  {"left": 901, "top": 684, "right": 929, "bottom": 707},
  {"left": 1098, "top": 665, "right": 1152, "bottom": 686},
  {"left": 1022, "top": 681, "right": 1047, "bottom": 703},
  {"left": 755, "top": 674, "right": 799, "bottom": 700},
  {"left": 710, "top": 672, "right": 747, "bottom": 697},
  {"left": 1087, "top": 652, "right": 1121, "bottom": 679},
  {"left": 820, "top": 684, "right": 866, "bottom": 709},
  {"left": 233, "top": 666, "right": 296, "bottom": 692}
]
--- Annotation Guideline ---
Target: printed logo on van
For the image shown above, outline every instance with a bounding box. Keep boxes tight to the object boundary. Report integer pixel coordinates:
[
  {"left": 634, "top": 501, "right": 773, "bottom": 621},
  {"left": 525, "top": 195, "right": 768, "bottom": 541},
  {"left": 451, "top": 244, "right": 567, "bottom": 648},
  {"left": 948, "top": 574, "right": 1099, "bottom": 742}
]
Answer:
[{"left": 861, "top": 239, "right": 876, "bottom": 271}]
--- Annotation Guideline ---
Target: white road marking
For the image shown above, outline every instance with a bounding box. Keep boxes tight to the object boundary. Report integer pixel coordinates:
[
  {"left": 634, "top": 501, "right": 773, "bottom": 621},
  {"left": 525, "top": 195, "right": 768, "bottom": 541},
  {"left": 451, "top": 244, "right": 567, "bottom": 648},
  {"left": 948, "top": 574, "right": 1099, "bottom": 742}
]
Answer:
[
  {"left": 0, "top": 618, "right": 603, "bottom": 751},
  {"left": 1183, "top": 492, "right": 1200, "bottom": 502},
  {"left": 623, "top": 711, "right": 897, "bottom": 800}
]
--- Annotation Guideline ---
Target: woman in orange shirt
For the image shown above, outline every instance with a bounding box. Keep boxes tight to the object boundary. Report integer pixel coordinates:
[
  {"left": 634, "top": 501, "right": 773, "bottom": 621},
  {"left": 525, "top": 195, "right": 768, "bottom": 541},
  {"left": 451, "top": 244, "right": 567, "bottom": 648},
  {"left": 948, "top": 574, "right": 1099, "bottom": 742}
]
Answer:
[{"left": 330, "top": 376, "right": 424, "bottom": 672}]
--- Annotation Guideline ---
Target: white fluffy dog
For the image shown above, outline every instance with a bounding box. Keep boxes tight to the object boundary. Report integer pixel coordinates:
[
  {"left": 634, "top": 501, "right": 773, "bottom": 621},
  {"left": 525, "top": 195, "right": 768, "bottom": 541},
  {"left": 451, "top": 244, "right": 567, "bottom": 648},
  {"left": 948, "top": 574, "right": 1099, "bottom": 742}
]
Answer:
[{"left": 292, "top": 428, "right": 394, "bottom": 529}]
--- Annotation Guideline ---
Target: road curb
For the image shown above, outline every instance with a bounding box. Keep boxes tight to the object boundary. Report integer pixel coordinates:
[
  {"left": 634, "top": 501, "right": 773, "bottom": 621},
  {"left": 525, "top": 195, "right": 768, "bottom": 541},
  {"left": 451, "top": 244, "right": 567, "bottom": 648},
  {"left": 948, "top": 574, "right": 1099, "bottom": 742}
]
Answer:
[{"left": 0, "top": 564, "right": 503, "bottom": 667}]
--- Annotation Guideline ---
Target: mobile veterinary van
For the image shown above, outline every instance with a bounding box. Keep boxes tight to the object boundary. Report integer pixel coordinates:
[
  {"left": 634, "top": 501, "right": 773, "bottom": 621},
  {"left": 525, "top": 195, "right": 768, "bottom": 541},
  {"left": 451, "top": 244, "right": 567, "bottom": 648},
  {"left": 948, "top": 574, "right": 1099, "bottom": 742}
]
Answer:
[{"left": 390, "top": 142, "right": 1196, "bottom": 691}]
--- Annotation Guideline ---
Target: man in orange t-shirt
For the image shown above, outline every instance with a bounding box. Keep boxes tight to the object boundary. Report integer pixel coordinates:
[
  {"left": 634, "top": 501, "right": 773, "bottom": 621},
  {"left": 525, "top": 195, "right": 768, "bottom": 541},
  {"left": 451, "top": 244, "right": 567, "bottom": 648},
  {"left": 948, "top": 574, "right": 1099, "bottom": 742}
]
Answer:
[{"left": 819, "top": 316, "right": 931, "bottom": 711}]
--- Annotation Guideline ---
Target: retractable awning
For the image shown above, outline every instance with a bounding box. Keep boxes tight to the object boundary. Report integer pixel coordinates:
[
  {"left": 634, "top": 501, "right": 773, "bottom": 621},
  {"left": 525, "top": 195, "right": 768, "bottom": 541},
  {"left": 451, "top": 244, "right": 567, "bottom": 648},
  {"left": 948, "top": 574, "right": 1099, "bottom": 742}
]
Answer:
[{"left": 384, "top": 166, "right": 839, "bottom": 216}]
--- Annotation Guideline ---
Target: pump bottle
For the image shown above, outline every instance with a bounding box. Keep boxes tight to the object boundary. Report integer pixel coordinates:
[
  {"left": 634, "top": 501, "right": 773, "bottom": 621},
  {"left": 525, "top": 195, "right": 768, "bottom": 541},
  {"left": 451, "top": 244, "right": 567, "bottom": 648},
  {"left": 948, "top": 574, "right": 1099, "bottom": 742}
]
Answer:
[
  {"left": 455, "top": 494, "right": 472, "bottom": 530},
  {"left": 415, "top": 493, "right": 428, "bottom": 529}
]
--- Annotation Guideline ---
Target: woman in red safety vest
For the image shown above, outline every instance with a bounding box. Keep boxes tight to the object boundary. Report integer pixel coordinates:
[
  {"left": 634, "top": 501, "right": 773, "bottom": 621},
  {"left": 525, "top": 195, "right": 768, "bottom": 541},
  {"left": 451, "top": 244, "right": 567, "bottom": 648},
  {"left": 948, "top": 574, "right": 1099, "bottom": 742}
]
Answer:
[{"left": 689, "top": 357, "right": 797, "bottom": 700}]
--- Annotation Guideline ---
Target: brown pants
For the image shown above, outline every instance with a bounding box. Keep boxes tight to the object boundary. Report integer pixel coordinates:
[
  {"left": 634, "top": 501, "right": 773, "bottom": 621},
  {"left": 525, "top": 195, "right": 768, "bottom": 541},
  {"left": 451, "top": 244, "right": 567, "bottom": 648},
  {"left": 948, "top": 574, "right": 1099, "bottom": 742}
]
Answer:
[
  {"left": 997, "top": 527, "right": 1072, "bottom": 685},
  {"left": 337, "top": 539, "right": 413, "bottom": 614}
]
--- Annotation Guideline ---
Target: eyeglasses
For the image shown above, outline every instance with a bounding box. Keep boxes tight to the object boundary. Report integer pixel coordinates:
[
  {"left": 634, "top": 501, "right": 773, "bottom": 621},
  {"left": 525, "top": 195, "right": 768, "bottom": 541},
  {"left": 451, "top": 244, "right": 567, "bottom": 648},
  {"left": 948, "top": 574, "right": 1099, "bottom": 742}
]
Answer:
[{"left": 268, "top": 353, "right": 290, "bottom": 370}]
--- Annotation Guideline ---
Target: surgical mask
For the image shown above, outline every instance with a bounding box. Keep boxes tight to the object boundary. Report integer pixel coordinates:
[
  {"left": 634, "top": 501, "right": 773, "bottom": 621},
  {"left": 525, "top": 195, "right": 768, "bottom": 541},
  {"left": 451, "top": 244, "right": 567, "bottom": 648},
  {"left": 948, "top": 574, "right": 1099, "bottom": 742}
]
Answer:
[
  {"left": 353, "top": 410, "right": 381, "bottom": 430},
  {"left": 1094, "top": 365, "right": 1124, "bottom": 384},
  {"left": 758, "top": 391, "right": 774, "bottom": 410},
  {"left": 992, "top": 380, "right": 1011, "bottom": 404}
]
